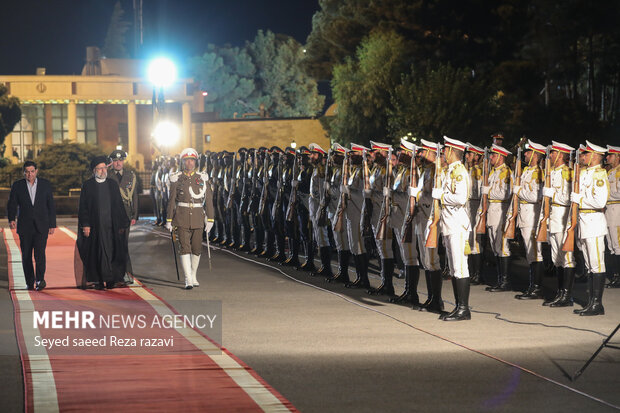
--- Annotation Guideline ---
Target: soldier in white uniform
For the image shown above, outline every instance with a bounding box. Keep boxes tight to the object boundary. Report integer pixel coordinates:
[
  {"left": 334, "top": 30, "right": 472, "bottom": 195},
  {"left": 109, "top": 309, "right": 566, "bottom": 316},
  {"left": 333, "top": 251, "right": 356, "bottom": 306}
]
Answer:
[
  {"left": 411, "top": 140, "right": 444, "bottom": 313},
  {"left": 326, "top": 144, "right": 352, "bottom": 283},
  {"left": 366, "top": 141, "right": 397, "bottom": 296},
  {"left": 432, "top": 137, "right": 471, "bottom": 321},
  {"left": 344, "top": 144, "right": 370, "bottom": 289},
  {"left": 605, "top": 144, "right": 620, "bottom": 288},
  {"left": 572, "top": 140, "right": 609, "bottom": 316},
  {"left": 540, "top": 141, "right": 577, "bottom": 307},
  {"left": 307, "top": 143, "right": 332, "bottom": 277},
  {"left": 465, "top": 143, "right": 484, "bottom": 284},
  {"left": 513, "top": 140, "right": 545, "bottom": 300},
  {"left": 482, "top": 144, "right": 513, "bottom": 292},
  {"left": 166, "top": 148, "right": 215, "bottom": 289}
]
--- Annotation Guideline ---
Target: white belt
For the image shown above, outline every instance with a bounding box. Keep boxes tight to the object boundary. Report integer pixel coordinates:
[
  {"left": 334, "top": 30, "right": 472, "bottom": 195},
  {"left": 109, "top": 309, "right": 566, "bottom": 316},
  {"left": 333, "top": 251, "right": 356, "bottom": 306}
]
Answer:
[{"left": 177, "top": 202, "right": 203, "bottom": 208}]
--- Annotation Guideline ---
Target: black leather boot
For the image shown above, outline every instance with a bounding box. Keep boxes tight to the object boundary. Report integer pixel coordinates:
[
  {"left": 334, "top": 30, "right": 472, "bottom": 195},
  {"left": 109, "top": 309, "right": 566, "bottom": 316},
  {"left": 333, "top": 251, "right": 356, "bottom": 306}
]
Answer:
[
  {"left": 267, "top": 235, "right": 287, "bottom": 262},
  {"left": 418, "top": 270, "right": 434, "bottom": 309},
  {"left": 390, "top": 266, "right": 420, "bottom": 306},
  {"left": 578, "top": 273, "right": 605, "bottom": 316},
  {"left": 368, "top": 259, "right": 395, "bottom": 296},
  {"left": 345, "top": 254, "right": 370, "bottom": 289},
  {"left": 550, "top": 267, "right": 575, "bottom": 307},
  {"left": 515, "top": 262, "right": 544, "bottom": 299},
  {"left": 574, "top": 274, "right": 593, "bottom": 314},
  {"left": 488, "top": 257, "right": 511, "bottom": 292},
  {"left": 606, "top": 255, "right": 620, "bottom": 288},
  {"left": 485, "top": 257, "right": 502, "bottom": 291},
  {"left": 260, "top": 231, "right": 275, "bottom": 257},
  {"left": 312, "top": 247, "right": 333, "bottom": 277},
  {"left": 281, "top": 238, "right": 301, "bottom": 267},
  {"left": 469, "top": 254, "right": 482, "bottom": 285},
  {"left": 299, "top": 241, "right": 317, "bottom": 272},
  {"left": 543, "top": 267, "right": 564, "bottom": 306},
  {"left": 419, "top": 271, "right": 444, "bottom": 313},
  {"left": 442, "top": 277, "right": 471, "bottom": 321},
  {"left": 326, "top": 250, "right": 350, "bottom": 283}
]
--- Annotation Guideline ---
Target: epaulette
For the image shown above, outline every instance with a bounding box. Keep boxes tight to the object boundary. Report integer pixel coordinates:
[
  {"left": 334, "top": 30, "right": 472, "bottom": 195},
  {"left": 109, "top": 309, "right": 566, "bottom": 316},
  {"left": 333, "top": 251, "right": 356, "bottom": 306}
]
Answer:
[
  {"left": 561, "top": 165, "right": 572, "bottom": 182},
  {"left": 169, "top": 171, "right": 182, "bottom": 183}
]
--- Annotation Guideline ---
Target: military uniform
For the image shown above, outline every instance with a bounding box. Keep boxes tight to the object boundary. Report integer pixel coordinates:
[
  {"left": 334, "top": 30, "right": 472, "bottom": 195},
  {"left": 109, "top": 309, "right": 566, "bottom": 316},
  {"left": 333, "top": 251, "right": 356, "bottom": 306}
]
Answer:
[
  {"left": 541, "top": 141, "right": 576, "bottom": 307},
  {"left": 481, "top": 144, "right": 512, "bottom": 292},
  {"left": 434, "top": 137, "right": 471, "bottom": 321},
  {"left": 108, "top": 150, "right": 139, "bottom": 283},
  {"left": 326, "top": 145, "right": 351, "bottom": 283},
  {"left": 308, "top": 143, "right": 331, "bottom": 276},
  {"left": 572, "top": 141, "right": 609, "bottom": 316},
  {"left": 167, "top": 148, "right": 215, "bottom": 289},
  {"left": 605, "top": 144, "right": 620, "bottom": 288},
  {"left": 465, "top": 143, "right": 484, "bottom": 284}
]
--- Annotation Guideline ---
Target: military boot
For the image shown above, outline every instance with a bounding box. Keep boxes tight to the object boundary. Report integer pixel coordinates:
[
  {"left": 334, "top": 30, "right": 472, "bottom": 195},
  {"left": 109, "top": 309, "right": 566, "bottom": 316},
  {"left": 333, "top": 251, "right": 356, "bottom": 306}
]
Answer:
[
  {"left": 469, "top": 254, "right": 482, "bottom": 285},
  {"left": 550, "top": 267, "right": 575, "bottom": 307},
  {"left": 442, "top": 277, "right": 471, "bottom": 321},
  {"left": 578, "top": 273, "right": 606, "bottom": 316},
  {"left": 488, "top": 257, "right": 511, "bottom": 292},
  {"left": 390, "top": 265, "right": 420, "bottom": 307},
  {"left": 419, "top": 271, "right": 444, "bottom": 313},
  {"left": 281, "top": 238, "right": 301, "bottom": 268},
  {"left": 312, "top": 247, "right": 333, "bottom": 277},
  {"left": 345, "top": 254, "right": 370, "bottom": 289},
  {"left": 299, "top": 241, "right": 317, "bottom": 272},
  {"left": 543, "top": 266, "right": 564, "bottom": 306},
  {"left": 515, "top": 262, "right": 544, "bottom": 299},
  {"left": 367, "top": 258, "right": 395, "bottom": 296},
  {"left": 326, "top": 250, "right": 350, "bottom": 283}
]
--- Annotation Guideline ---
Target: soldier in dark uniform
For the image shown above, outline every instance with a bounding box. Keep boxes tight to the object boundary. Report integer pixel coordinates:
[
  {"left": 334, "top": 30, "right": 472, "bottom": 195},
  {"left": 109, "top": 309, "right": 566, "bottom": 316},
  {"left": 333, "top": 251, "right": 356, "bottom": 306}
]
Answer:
[
  {"left": 108, "top": 149, "right": 139, "bottom": 285},
  {"left": 150, "top": 159, "right": 161, "bottom": 225},
  {"left": 308, "top": 143, "right": 332, "bottom": 277},
  {"left": 237, "top": 148, "right": 253, "bottom": 252},
  {"left": 248, "top": 148, "right": 267, "bottom": 255},
  {"left": 265, "top": 147, "right": 285, "bottom": 260},
  {"left": 326, "top": 144, "right": 351, "bottom": 283},
  {"left": 296, "top": 146, "right": 316, "bottom": 272},
  {"left": 165, "top": 148, "right": 215, "bottom": 289},
  {"left": 281, "top": 147, "right": 301, "bottom": 268}
]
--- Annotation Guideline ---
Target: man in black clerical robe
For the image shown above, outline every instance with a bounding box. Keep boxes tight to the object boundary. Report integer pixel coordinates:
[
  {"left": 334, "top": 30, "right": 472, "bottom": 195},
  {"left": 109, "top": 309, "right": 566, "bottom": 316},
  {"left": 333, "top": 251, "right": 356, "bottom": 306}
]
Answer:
[{"left": 75, "top": 156, "right": 130, "bottom": 290}]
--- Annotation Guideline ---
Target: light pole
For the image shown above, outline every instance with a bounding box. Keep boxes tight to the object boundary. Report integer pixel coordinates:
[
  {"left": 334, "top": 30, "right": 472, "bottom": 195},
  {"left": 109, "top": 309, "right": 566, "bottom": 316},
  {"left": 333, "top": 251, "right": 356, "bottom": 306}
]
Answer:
[{"left": 148, "top": 57, "right": 178, "bottom": 154}]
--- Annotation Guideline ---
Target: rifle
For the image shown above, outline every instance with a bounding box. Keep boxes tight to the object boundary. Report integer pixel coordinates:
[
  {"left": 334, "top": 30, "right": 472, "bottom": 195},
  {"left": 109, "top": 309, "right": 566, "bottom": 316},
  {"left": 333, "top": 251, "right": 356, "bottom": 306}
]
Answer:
[
  {"left": 425, "top": 143, "right": 442, "bottom": 248},
  {"left": 225, "top": 152, "right": 237, "bottom": 209},
  {"left": 271, "top": 154, "right": 285, "bottom": 223},
  {"left": 476, "top": 147, "right": 490, "bottom": 234},
  {"left": 248, "top": 149, "right": 260, "bottom": 214},
  {"left": 316, "top": 150, "right": 332, "bottom": 227},
  {"left": 562, "top": 148, "right": 580, "bottom": 252},
  {"left": 286, "top": 152, "right": 299, "bottom": 222},
  {"left": 535, "top": 145, "right": 552, "bottom": 242},
  {"left": 402, "top": 148, "right": 418, "bottom": 243},
  {"left": 504, "top": 146, "right": 522, "bottom": 240},
  {"left": 333, "top": 152, "right": 349, "bottom": 232},
  {"left": 360, "top": 149, "right": 373, "bottom": 237},
  {"left": 239, "top": 152, "right": 250, "bottom": 214},
  {"left": 258, "top": 152, "right": 270, "bottom": 215},
  {"left": 376, "top": 148, "right": 393, "bottom": 241}
]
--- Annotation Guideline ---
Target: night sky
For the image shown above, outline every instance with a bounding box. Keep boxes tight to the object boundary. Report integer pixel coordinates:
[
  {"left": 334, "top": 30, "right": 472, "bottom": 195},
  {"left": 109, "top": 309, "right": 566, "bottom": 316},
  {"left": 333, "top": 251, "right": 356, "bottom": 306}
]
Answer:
[{"left": 1, "top": 0, "right": 320, "bottom": 76}]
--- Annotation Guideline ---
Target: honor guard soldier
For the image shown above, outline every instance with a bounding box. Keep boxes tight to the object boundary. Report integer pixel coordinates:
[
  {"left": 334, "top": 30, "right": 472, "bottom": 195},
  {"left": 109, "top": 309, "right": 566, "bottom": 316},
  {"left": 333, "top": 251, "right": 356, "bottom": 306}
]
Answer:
[
  {"left": 571, "top": 141, "right": 609, "bottom": 315},
  {"left": 413, "top": 139, "right": 444, "bottom": 313},
  {"left": 540, "top": 141, "right": 577, "bottom": 307},
  {"left": 513, "top": 140, "right": 545, "bottom": 300},
  {"left": 605, "top": 144, "right": 620, "bottom": 288},
  {"left": 464, "top": 144, "right": 484, "bottom": 285},
  {"left": 344, "top": 144, "right": 371, "bottom": 289},
  {"left": 166, "top": 148, "right": 215, "bottom": 289},
  {"left": 308, "top": 143, "right": 332, "bottom": 277},
  {"left": 280, "top": 147, "right": 301, "bottom": 268},
  {"left": 326, "top": 143, "right": 352, "bottom": 283},
  {"left": 267, "top": 147, "right": 288, "bottom": 262},
  {"left": 108, "top": 149, "right": 138, "bottom": 284},
  {"left": 150, "top": 159, "right": 162, "bottom": 225},
  {"left": 432, "top": 137, "right": 471, "bottom": 321},
  {"left": 296, "top": 146, "right": 316, "bottom": 272},
  {"left": 481, "top": 144, "right": 513, "bottom": 292}
]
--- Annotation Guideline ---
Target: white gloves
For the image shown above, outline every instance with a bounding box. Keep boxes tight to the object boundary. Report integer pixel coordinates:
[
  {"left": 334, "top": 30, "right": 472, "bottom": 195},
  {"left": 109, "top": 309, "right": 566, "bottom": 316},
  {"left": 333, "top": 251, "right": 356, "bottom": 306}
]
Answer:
[
  {"left": 512, "top": 185, "right": 521, "bottom": 194},
  {"left": 542, "top": 187, "right": 554, "bottom": 198},
  {"left": 431, "top": 187, "right": 443, "bottom": 200},
  {"left": 205, "top": 220, "right": 214, "bottom": 234},
  {"left": 408, "top": 186, "right": 421, "bottom": 198},
  {"left": 165, "top": 221, "right": 173, "bottom": 232},
  {"left": 570, "top": 192, "right": 583, "bottom": 204},
  {"left": 481, "top": 185, "right": 491, "bottom": 195},
  {"left": 382, "top": 187, "right": 391, "bottom": 197},
  {"left": 363, "top": 189, "right": 372, "bottom": 198}
]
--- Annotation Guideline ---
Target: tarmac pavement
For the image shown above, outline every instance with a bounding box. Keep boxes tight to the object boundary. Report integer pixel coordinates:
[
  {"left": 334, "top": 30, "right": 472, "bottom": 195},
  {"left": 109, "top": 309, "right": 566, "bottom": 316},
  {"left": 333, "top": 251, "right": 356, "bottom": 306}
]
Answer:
[{"left": 1, "top": 218, "right": 619, "bottom": 412}]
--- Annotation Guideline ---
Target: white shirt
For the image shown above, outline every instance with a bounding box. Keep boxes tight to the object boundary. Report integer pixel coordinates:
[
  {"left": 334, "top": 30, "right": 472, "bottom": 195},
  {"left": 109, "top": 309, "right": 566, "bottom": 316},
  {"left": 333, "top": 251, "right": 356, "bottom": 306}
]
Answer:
[{"left": 26, "top": 178, "right": 37, "bottom": 205}]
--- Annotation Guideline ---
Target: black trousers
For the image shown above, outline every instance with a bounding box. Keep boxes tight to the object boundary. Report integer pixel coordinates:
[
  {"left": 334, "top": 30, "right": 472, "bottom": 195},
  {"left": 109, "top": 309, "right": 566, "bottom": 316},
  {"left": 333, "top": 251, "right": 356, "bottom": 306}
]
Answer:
[{"left": 19, "top": 230, "right": 48, "bottom": 287}]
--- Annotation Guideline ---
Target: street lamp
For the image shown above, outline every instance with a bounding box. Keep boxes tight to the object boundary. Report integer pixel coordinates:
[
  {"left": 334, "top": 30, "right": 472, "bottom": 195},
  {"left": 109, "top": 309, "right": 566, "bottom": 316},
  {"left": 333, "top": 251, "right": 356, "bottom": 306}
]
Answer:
[
  {"left": 291, "top": 139, "right": 297, "bottom": 150},
  {"left": 148, "top": 57, "right": 177, "bottom": 154}
]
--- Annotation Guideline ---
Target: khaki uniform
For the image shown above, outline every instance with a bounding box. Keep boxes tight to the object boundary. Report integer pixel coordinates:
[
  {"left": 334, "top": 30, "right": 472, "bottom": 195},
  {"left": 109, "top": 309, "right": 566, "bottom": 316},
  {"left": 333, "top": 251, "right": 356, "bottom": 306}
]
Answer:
[
  {"left": 546, "top": 164, "right": 575, "bottom": 268},
  {"left": 416, "top": 165, "right": 441, "bottom": 271},
  {"left": 345, "top": 164, "right": 365, "bottom": 255},
  {"left": 368, "top": 164, "right": 393, "bottom": 259},
  {"left": 467, "top": 164, "right": 482, "bottom": 254},
  {"left": 109, "top": 169, "right": 139, "bottom": 276},
  {"left": 392, "top": 164, "right": 418, "bottom": 266},
  {"left": 167, "top": 170, "right": 215, "bottom": 255},
  {"left": 484, "top": 163, "right": 512, "bottom": 257}
]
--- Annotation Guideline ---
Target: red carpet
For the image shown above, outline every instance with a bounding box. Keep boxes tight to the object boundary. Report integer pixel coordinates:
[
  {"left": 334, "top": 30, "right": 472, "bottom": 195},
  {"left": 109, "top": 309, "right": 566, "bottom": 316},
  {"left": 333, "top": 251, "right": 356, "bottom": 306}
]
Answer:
[{"left": 4, "top": 227, "right": 297, "bottom": 412}]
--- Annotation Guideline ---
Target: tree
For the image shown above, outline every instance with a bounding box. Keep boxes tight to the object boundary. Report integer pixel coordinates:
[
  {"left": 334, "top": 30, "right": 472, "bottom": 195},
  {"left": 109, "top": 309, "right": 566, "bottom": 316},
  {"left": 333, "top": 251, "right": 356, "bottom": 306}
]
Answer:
[
  {"left": 188, "top": 45, "right": 257, "bottom": 118},
  {"left": 36, "top": 142, "right": 104, "bottom": 194},
  {"left": 388, "top": 64, "right": 499, "bottom": 144},
  {"left": 0, "top": 84, "right": 21, "bottom": 146},
  {"left": 330, "top": 30, "right": 411, "bottom": 145},
  {"left": 102, "top": 1, "right": 130, "bottom": 58}
]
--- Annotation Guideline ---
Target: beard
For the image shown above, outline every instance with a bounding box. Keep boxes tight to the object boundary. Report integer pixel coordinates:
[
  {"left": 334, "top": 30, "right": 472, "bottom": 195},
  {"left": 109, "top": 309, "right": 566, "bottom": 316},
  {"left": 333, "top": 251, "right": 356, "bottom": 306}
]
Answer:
[{"left": 95, "top": 170, "right": 107, "bottom": 180}]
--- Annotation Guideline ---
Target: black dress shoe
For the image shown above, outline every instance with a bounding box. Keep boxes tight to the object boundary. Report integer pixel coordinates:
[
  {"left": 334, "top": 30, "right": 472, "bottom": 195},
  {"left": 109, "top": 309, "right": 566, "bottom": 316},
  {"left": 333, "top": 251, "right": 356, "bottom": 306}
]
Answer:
[
  {"left": 94, "top": 283, "right": 105, "bottom": 290},
  {"left": 35, "top": 280, "right": 46, "bottom": 291},
  {"left": 27, "top": 284, "right": 34, "bottom": 291}
]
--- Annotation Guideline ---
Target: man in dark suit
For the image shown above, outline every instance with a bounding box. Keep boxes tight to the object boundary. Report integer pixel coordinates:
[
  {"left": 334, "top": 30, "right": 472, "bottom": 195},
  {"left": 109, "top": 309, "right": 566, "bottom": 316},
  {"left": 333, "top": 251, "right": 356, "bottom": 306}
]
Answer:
[{"left": 7, "top": 161, "right": 56, "bottom": 290}]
